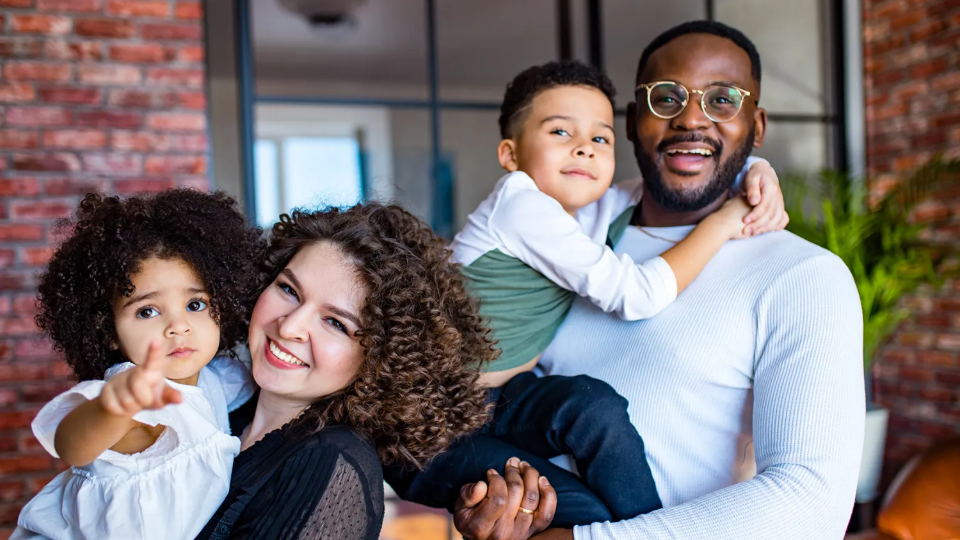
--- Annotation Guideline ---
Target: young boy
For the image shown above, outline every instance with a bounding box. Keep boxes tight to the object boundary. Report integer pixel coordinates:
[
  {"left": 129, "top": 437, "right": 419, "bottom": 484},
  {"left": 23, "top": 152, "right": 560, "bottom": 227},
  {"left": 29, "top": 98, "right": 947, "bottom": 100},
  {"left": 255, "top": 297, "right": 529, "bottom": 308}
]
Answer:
[{"left": 386, "top": 61, "right": 786, "bottom": 526}]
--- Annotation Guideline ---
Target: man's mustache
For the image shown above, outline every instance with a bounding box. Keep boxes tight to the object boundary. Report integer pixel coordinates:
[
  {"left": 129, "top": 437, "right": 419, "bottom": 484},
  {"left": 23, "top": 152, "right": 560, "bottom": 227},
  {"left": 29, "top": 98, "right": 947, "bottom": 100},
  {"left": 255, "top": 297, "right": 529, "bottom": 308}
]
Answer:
[{"left": 656, "top": 133, "right": 723, "bottom": 156}]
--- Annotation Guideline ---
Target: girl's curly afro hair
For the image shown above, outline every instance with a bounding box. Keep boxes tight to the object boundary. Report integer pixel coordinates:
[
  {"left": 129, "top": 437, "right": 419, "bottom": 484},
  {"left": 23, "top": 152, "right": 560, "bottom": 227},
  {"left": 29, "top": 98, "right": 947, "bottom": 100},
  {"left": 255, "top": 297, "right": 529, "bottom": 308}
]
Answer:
[
  {"left": 36, "top": 189, "right": 267, "bottom": 382},
  {"left": 263, "top": 203, "right": 497, "bottom": 468}
]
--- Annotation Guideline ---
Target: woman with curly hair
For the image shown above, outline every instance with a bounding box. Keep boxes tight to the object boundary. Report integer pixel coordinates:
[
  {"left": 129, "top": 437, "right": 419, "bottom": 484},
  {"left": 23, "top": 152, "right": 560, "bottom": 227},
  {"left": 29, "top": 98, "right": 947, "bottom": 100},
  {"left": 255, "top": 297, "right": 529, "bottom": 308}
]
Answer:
[
  {"left": 195, "top": 202, "right": 495, "bottom": 539},
  {"left": 14, "top": 189, "right": 266, "bottom": 540}
]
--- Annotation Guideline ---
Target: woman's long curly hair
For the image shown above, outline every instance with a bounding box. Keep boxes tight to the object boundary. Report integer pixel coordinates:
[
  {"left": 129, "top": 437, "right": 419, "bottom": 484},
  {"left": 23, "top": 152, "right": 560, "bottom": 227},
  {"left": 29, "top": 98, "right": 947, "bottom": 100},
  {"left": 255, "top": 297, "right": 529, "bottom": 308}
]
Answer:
[
  {"left": 36, "top": 190, "right": 267, "bottom": 381},
  {"left": 263, "top": 203, "right": 497, "bottom": 468}
]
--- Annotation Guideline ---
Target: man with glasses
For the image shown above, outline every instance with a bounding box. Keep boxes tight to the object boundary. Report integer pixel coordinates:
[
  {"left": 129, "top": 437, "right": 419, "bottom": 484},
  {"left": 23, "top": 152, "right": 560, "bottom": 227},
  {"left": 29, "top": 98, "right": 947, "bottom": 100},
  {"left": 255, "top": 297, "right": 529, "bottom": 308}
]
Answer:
[{"left": 454, "top": 20, "right": 864, "bottom": 540}]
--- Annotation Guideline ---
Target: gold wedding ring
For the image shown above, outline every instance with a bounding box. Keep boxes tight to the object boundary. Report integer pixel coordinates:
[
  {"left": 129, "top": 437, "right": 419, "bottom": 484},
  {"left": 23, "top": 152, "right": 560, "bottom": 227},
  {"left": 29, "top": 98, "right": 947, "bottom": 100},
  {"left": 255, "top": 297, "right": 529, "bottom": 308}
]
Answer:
[{"left": 518, "top": 507, "right": 535, "bottom": 515}]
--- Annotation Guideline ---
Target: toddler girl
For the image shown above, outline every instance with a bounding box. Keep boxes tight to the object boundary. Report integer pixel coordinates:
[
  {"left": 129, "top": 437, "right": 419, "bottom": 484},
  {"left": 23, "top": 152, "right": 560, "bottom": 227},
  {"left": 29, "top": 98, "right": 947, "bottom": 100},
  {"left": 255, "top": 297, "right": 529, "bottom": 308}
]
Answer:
[{"left": 13, "top": 190, "right": 265, "bottom": 540}]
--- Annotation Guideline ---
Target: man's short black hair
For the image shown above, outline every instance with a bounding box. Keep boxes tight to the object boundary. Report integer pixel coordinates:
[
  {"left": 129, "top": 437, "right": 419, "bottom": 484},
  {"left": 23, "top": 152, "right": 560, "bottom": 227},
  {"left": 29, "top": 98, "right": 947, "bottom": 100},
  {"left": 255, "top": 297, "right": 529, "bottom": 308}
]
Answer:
[
  {"left": 498, "top": 60, "right": 616, "bottom": 140},
  {"left": 635, "top": 20, "right": 762, "bottom": 85}
]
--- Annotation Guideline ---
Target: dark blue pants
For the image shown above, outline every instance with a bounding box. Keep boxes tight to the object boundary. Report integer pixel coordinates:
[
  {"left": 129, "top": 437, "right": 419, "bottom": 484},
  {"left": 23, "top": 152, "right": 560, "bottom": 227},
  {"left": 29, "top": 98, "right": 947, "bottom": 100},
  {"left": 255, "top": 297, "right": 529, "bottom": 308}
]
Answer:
[{"left": 384, "top": 373, "right": 661, "bottom": 528}]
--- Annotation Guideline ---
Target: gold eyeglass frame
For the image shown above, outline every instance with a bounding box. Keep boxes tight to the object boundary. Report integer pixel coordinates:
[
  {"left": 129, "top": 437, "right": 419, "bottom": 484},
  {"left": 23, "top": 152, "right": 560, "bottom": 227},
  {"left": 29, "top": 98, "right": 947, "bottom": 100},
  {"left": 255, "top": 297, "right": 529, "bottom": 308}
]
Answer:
[{"left": 635, "top": 81, "right": 754, "bottom": 123}]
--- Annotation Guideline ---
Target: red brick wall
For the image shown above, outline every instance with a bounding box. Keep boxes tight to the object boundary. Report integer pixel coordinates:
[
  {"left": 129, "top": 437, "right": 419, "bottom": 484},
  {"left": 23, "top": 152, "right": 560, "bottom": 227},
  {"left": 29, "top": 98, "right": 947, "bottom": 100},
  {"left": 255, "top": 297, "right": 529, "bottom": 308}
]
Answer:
[
  {"left": 0, "top": 0, "right": 207, "bottom": 534},
  {"left": 863, "top": 0, "right": 960, "bottom": 487}
]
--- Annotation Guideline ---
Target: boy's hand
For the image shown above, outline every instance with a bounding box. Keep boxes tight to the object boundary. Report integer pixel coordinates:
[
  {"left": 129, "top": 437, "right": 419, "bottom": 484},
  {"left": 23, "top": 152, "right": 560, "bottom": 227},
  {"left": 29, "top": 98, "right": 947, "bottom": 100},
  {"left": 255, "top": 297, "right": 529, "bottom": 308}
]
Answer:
[
  {"left": 100, "top": 341, "right": 183, "bottom": 418},
  {"left": 741, "top": 160, "right": 789, "bottom": 236},
  {"left": 705, "top": 196, "right": 751, "bottom": 239}
]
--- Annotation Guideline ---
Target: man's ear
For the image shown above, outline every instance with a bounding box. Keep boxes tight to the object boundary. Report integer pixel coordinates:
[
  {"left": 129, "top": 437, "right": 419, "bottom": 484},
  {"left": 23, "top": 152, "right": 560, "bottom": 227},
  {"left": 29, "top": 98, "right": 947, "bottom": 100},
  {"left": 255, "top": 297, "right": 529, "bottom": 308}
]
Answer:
[
  {"left": 497, "top": 139, "right": 520, "bottom": 172},
  {"left": 752, "top": 106, "right": 767, "bottom": 149},
  {"left": 626, "top": 101, "right": 638, "bottom": 143}
]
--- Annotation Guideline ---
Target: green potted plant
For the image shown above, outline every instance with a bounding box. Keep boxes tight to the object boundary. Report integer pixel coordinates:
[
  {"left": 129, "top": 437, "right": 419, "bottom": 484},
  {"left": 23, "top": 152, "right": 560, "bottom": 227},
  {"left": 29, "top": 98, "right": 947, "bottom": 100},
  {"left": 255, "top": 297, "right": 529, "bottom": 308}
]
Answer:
[{"left": 784, "top": 156, "right": 960, "bottom": 504}]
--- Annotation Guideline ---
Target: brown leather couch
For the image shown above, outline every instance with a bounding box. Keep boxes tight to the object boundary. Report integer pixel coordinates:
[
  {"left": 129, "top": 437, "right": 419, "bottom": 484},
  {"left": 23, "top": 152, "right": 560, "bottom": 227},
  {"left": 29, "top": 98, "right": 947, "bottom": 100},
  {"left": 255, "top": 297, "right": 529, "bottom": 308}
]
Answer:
[{"left": 847, "top": 439, "right": 960, "bottom": 540}]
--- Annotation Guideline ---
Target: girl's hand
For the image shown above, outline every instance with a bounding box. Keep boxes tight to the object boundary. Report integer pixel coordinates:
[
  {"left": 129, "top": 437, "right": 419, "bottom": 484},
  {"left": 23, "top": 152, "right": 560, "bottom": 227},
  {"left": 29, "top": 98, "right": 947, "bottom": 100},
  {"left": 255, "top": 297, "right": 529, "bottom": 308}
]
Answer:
[
  {"left": 454, "top": 457, "right": 557, "bottom": 540},
  {"left": 741, "top": 160, "right": 789, "bottom": 236},
  {"left": 100, "top": 341, "right": 183, "bottom": 417}
]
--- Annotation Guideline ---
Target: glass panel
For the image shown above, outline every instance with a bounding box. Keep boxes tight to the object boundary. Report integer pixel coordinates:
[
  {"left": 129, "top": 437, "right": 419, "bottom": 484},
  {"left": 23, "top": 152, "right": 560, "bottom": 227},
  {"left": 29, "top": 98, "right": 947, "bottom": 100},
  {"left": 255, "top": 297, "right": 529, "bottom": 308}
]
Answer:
[
  {"left": 436, "top": 0, "right": 557, "bottom": 102},
  {"left": 716, "top": 0, "right": 828, "bottom": 115},
  {"left": 254, "top": 139, "right": 280, "bottom": 227},
  {"left": 251, "top": 0, "right": 429, "bottom": 100},
  {"left": 755, "top": 121, "right": 828, "bottom": 175},
  {"left": 602, "top": 0, "right": 706, "bottom": 106},
  {"left": 255, "top": 103, "right": 432, "bottom": 224},
  {"left": 439, "top": 110, "right": 505, "bottom": 232},
  {"left": 283, "top": 137, "right": 363, "bottom": 210}
]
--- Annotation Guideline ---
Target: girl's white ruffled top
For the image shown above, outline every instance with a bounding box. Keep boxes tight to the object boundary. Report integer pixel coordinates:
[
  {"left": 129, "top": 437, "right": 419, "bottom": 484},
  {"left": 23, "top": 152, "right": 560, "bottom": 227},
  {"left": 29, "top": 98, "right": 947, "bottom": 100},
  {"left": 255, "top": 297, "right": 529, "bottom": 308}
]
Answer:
[{"left": 12, "top": 356, "right": 254, "bottom": 540}]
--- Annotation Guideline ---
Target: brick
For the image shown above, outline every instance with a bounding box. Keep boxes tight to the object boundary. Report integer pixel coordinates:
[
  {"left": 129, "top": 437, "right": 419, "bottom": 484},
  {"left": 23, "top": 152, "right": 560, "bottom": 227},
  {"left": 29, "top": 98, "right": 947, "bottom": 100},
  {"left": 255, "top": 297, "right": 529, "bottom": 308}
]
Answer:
[
  {"left": 110, "top": 42, "right": 164, "bottom": 63},
  {"left": 934, "top": 111, "right": 960, "bottom": 128},
  {"left": 37, "top": 86, "right": 101, "bottom": 105},
  {"left": 918, "top": 421, "right": 959, "bottom": 439},
  {"left": 110, "top": 131, "right": 206, "bottom": 152},
  {"left": 0, "top": 388, "right": 17, "bottom": 408},
  {"left": 74, "top": 18, "right": 135, "bottom": 38},
  {"left": 890, "top": 11, "right": 924, "bottom": 31},
  {"left": 114, "top": 177, "right": 174, "bottom": 193},
  {"left": 0, "top": 359, "right": 50, "bottom": 381},
  {"left": 872, "top": 69, "right": 908, "bottom": 87},
  {"left": 15, "top": 338, "right": 53, "bottom": 359},
  {"left": 77, "top": 64, "right": 141, "bottom": 85},
  {"left": 916, "top": 314, "right": 953, "bottom": 328},
  {"left": 912, "top": 131, "right": 948, "bottom": 148},
  {"left": 107, "top": 88, "right": 175, "bottom": 108},
  {"left": 178, "top": 176, "right": 208, "bottom": 191},
  {"left": 9, "top": 199, "right": 73, "bottom": 220},
  {"left": 145, "top": 67, "right": 204, "bottom": 87},
  {"left": 82, "top": 153, "right": 141, "bottom": 176},
  {"left": 144, "top": 155, "right": 206, "bottom": 175},
  {"left": 0, "top": 84, "right": 36, "bottom": 104},
  {"left": 175, "top": 1, "right": 201, "bottom": 19},
  {"left": 178, "top": 45, "right": 203, "bottom": 63},
  {"left": 0, "top": 250, "right": 13, "bottom": 269},
  {"left": 0, "top": 297, "right": 9, "bottom": 316},
  {"left": 13, "top": 294, "right": 37, "bottom": 315},
  {"left": 0, "top": 341, "right": 11, "bottom": 361},
  {"left": 107, "top": 0, "right": 170, "bottom": 17},
  {"left": 38, "top": 0, "right": 102, "bottom": 11},
  {"left": 0, "top": 224, "right": 43, "bottom": 241},
  {"left": 0, "top": 482, "right": 23, "bottom": 504},
  {"left": 899, "top": 366, "right": 933, "bottom": 381},
  {"left": 919, "top": 387, "right": 957, "bottom": 402},
  {"left": 43, "top": 40, "right": 102, "bottom": 61},
  {"left": 20, "top": 247, "right": 54, "bottom": 266},
  {"left": 909, "top": 20, "right": 949, "bottom": 43},
  {"left": 918, "top": 350, "right": 957, "bottom": 364},
  {"left": 145, "top": 112, "right": 205, "bottom": 131},
  {"left": 910, "top": 58, "right": 949, "bottom": 79},
  {"left": 0, "top": 130, "right": 40, "bottom": 149},
  {"left": 0, "top": 454, "right": 50, "bottom": 474},
  {"left": 936, "top": 371, "right": 960, "bottom": 385},
  {"left": 11, "top": 15, "right": 71, "bottom": 35},
  {"left": 3, "top": 62, "right": 72, "bottom": 82},
  {"left": 22, "top": 381, "right": 71, "bottom": 402},
  {"left": 0, "top": 177, "right": 40, "bottom": 196},
  {"left": 43, "top": 129, "right": 106, "bottom": 149},
  {"left": 0, "top": 37, "right": 42, "bottom": 59},
  {"left": 76, "top": 110, "right": 142, "bottom": 129},
  {"left": 937, "top": 333, "right": 960, "bottom": 350},
  {"left": 0, "top": 316, "right": 39, "bottom": 335},
  {"left": 0, "top": 274, "right": 25, "bottom": 291},
  {"left": 43, "top": 177, "right": 104, "bottom": 195},
  {"left": 177, "top": 91, "right": 205, "bottom": 109},
  {"left": 140, "top": 22, "right": 202, "bottom": 41},
  {"left": 0, "top": 0, "right": 34, "bottom": 6},
  {"left": 12, "top": 153, "right": 80, "bottom": 172}
]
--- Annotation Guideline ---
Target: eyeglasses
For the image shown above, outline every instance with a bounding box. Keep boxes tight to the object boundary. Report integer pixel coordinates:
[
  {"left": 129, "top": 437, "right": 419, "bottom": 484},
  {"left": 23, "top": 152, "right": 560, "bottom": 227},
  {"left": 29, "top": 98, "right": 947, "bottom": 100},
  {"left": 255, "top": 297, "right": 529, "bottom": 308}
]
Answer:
[{"left": 635, "top": 81, "right": 754, "bottom": 123}]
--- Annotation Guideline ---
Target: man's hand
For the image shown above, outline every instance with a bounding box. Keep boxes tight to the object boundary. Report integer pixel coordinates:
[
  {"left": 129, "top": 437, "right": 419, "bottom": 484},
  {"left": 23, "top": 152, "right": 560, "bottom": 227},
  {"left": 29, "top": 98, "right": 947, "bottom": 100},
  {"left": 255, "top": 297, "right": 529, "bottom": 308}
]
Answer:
[
  {"left": 454, "top": 457, "right": 558, "bottom": 540},
  {"left": 100, "top": 340, "right": 183, "bottom": 418},
  {"left": 741, "top": 160, "right": 789, "bottom": 236}
]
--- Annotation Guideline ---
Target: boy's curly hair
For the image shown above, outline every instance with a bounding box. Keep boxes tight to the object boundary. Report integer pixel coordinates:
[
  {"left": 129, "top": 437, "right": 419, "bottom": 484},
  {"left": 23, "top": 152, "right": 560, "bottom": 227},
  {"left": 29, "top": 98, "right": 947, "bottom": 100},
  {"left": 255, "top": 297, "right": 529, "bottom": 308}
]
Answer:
[
  {"left": 499, "top": 59, "right": 617, "bottom": 139},
  {"left": 36, "top": 190, "right": 267, "bottom": 382},
  {"left": 263, "top": 203, "right": 496, "bottom": 468}
]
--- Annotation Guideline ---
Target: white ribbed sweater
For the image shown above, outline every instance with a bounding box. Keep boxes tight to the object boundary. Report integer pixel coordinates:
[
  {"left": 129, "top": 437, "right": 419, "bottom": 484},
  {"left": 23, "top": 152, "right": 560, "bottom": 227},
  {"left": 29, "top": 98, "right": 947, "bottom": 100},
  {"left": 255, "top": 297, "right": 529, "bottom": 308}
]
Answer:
[{"left": 540, "top": 222, "right": 865, "bottom": 539}]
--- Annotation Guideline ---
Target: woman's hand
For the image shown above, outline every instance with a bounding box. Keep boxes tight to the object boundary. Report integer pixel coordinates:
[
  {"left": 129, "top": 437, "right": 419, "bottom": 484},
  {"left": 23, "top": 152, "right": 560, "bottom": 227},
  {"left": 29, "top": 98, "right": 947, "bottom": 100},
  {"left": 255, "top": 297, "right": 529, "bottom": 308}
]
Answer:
[
  {"left": 100, "top": 341, "right": 183, "bottom": 417},
  {"left": 454, "top": 457, "right": 559, "bottom": 540},
  {"left": 741, "top": 160, "right": 789, "bottom": 236}
]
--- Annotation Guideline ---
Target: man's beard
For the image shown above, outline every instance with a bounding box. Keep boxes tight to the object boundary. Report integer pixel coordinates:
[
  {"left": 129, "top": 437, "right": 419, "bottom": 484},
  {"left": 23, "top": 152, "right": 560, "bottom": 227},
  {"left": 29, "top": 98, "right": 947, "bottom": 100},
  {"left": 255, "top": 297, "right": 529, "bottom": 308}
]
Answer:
[{"left": 636, "top": 129, "right": 755, "bottom": 212}]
